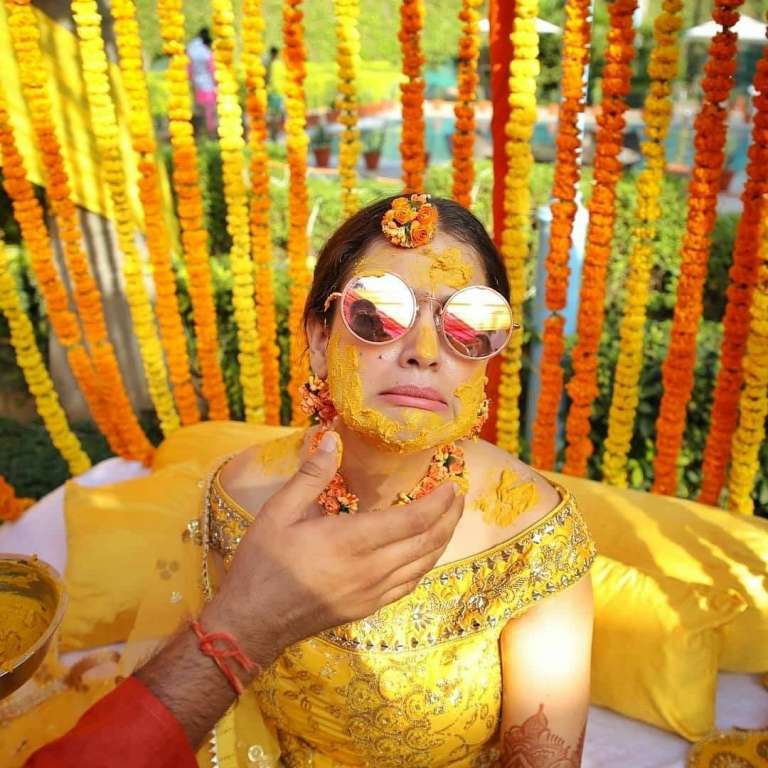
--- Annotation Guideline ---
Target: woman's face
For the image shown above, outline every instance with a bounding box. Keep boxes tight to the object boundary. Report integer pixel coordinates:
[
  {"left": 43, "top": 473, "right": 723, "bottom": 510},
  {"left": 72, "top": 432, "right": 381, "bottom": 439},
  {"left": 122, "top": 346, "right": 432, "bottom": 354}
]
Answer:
[{"left": 308, "top": 231, "right": 490, "bottom": 454}]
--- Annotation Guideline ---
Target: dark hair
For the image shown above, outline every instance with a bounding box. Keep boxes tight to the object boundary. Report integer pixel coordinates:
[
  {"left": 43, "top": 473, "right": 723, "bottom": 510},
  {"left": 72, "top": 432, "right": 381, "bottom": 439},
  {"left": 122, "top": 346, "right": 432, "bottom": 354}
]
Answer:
[
  {"left": 303, "top": 195, "right": 509, "bottom": 328},
  {"left": 199, "top": 27, "right": 212, "bottom": 47}
]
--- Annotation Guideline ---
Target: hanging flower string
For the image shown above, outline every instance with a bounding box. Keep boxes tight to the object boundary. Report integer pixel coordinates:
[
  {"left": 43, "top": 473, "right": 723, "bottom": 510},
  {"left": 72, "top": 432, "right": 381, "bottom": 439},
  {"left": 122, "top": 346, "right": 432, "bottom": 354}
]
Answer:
[
  {"left": 0, "top": 239, "right": 91, "bottom": 478},
  {"left": 334, "top": 0, "right": 362, "bottom": 217},
  {"left": 726, "top": 201, "right": 768, "bottom": 514},
  {"left": 158, "top": 0, "right": 230, "bottom": 421},
  {"left": 496, "top": 0, "right": 539, "bottom": 455},
  {"left": 242, "top": 0, "right": 282, "bottom": 425},
  {"left": 399, "top": 0, "right": 427, "bottom": 193},
  {"left": 530, "top": 0, "right": 592, "bottom": 470},
  {"left": 283, "top": 0, "right": 312, "bottom": 425},
  {"left": 5, "top": 0, "right": 154, "bottom": 464},
  {"left": 652, "top": 0, "right": 744, "bottom": 496},
  {"left": 602, "top": 0, "right": 684, "bottom": 487},
  {"left": 699, "top": 39, "right": 768, "bottom": 505},
  {"left": 111, "top": 0, "right": 200, "bottom": 427},
  {"left": 562, "top": 0, "right": 638, "bottom": 477},
  {"left": 211, "top": 0, "right": 266, "bottom": 424},
  {"left": 451, "top": 0, "right": 482, "bottom": 208},
  {"left": 0, "top": 91, "right": 126, "bottom": 458}
]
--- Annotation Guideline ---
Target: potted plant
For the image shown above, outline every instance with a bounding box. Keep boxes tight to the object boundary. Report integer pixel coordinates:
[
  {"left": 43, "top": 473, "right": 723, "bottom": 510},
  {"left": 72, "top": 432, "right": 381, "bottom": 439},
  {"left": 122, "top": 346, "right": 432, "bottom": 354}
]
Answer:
[
  {"left": 310, "top": 123, "right": 333, "bottom": 168},
  {"left": 361, "top": 126, "right": 385, "bottom": 172}
]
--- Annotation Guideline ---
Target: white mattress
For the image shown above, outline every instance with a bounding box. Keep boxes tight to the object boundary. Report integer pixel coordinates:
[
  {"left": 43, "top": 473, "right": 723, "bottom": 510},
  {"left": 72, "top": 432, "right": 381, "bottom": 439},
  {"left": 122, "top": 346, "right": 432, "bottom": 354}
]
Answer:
[{"left": 1, "top": 457, "right": 766, "bottom": 766}]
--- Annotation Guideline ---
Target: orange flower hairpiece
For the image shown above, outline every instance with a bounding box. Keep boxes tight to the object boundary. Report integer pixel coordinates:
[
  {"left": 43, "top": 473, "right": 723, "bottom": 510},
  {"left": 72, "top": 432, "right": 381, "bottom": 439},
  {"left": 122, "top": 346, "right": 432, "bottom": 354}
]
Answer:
[{"left": 381, "top": 193, "right": 438, "bottom": 248}]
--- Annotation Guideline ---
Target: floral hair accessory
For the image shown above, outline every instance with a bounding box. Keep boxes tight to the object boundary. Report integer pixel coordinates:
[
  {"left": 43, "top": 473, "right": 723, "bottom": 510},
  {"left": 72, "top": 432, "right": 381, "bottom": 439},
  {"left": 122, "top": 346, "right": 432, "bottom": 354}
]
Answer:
[{"left": 381, "top": 193, "right": 438, "bottom": 248}]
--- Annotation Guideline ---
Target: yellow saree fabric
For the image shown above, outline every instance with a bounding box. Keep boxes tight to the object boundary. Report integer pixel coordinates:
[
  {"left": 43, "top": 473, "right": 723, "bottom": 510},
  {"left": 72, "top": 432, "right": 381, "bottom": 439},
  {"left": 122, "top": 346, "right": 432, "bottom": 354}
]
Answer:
[{"left": 202, "top": 469, "right": 597, "bottom": 768}]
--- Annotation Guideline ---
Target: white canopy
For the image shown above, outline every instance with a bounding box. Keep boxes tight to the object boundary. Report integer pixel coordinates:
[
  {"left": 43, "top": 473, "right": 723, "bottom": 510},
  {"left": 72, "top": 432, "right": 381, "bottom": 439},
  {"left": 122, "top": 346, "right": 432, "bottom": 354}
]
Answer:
[
  {"left": 478, "top": 17, "right": 562, "bottom": 36},
  {"left": 685, "top": 15, "right": 767, "bottom": 44}
]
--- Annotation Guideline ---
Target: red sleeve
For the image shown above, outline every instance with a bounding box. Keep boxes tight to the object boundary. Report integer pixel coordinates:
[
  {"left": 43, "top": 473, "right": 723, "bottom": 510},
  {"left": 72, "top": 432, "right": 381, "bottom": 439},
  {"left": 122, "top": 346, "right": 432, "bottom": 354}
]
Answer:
[{"left": 25, "top": 675, "right": 198, "bottom": 768}]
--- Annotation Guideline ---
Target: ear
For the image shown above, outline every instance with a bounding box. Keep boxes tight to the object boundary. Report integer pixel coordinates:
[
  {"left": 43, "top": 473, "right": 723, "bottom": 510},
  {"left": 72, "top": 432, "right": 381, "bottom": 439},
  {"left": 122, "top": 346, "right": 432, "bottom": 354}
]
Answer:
[{"left": 306, "top": 314, "right": 330, "bottom": 379}]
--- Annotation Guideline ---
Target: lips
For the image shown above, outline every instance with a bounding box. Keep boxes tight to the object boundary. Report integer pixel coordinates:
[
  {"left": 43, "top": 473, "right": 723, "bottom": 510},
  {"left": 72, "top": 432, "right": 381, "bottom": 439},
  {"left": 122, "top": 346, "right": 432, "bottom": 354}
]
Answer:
[{"left": 379, "top": 385, "right": 448, "bottom": 412}]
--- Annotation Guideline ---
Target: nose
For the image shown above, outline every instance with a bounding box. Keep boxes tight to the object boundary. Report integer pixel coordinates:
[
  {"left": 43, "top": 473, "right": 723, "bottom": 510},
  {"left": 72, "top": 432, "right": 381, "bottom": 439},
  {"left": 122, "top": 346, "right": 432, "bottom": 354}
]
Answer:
[{"left": 398, "top": 298, "right": 441, "bottom": 370}]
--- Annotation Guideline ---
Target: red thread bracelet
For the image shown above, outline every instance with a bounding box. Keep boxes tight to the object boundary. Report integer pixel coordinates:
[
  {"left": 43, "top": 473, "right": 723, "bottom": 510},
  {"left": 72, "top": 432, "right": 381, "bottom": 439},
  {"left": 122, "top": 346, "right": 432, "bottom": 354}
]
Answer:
[{"left": 191, "top": 620, "right": 260, "bottom": 695}]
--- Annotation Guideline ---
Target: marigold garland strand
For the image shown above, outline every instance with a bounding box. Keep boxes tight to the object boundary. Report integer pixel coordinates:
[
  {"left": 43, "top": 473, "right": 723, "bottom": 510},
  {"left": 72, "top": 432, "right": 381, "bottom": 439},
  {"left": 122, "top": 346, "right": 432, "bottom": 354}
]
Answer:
[
  {"left": 451, "top": 0, "right": 482, "bottom": 208},
  {"left": 562, "top": 0, "right": 638, "bottom": 477},
  {"left": 158, "top": 0, "right": 230, "bottom": 421},
  {"left": 399, "top": 0, "right": 426, "bottom": 193},
  {"left": 0, "top": 92, "right": 128, "bottom": 458},
  {"left": 602, "top": 0, "right": 684, "bottom": 486},
  {"left": 530, "top": 0, "right": 591, "bottom": 469},
  {"left": 6, "top": 0, "right": 154, "bottom": 463},
  {"left": 699, "top": 41, "right": 768, "bottom": 505},
  {"left": 726, "top": 208, "right": 768, "bottom": 514},
  {"left": 111, "top": 0, "right": 200, "bottom": 426},
  {"left": 0, "top": 239, "right": 91, "bottom": 478},
  {"left": 495, "top": 0, "right": 540, "bottom": 455},
  {"left": 242, "top": 0, "right": 281, "bottom": 424},
  {"left": 211, "top": 0, "right": 266, "bottom": 424},
  {"left": 652, "top": 0, "right": 744, "bottom": 496},
  {"left": 334, "top": 0, "right": 362, "bottom": 217},
  {"left": 0, "top": 474, "right": 35, "bottom": 523},
  {"left": 283, "top": 0, "right": 311, "bottom": 425}
]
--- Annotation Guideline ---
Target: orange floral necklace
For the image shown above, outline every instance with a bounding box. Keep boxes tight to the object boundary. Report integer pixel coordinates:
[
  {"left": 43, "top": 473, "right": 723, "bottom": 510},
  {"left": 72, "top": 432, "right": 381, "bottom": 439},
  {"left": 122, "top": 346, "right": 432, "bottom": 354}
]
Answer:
[{"left": 309, "top": 428, "right": 466, "bottom": 515}]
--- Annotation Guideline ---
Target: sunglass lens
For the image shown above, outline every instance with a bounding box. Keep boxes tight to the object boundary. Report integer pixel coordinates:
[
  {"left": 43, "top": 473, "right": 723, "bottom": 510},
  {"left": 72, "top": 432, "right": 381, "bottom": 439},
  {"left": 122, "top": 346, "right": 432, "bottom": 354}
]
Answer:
[
  {"left": 442, "top": 287, "right": 514, "bottom": 358},
  {"left": 342, "top": 274, "right": 416, "bottom": 343}
]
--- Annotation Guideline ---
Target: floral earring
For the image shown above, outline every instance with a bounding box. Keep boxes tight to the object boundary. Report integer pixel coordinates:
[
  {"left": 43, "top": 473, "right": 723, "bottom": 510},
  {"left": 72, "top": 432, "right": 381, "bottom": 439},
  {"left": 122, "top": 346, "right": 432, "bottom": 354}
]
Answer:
[
  {"left": 299, "top": 373, "right": 337, "bottom": 427},
  {"left": 468, "top": 398, "right": 490, "bottom": 440}
]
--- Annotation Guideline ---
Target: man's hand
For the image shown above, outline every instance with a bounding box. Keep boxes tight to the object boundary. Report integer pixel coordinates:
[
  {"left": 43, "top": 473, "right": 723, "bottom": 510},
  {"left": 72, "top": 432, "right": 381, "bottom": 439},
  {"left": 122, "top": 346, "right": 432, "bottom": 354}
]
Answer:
[{"left": 136, "top": 432, "right": 463, "bottom": 748}]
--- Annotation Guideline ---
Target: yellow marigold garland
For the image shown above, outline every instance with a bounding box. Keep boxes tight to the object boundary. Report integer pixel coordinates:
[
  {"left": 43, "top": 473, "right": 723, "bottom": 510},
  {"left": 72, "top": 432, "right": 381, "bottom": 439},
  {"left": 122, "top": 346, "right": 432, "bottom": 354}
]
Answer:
[
  {"left": 451, "top": 0, "right": 482, "bottom": 208},
  {"left": 563, "top": 0, "right": 638, "bottom": 477},
  {"left": 6, "top": 0, "right": 154, "bottom": 463},
  {"left": 111, "top": 0, "right": 199, "bottom": 426},
  {"left": 242, "top": 0, "right": 281, "bottom": 424},
  {"left": 211, "top": 0, "right": 266, "bottom": 424},
  {"left": 158, "top": 0, "right": 230, "bottom": 421},
  {"left": 0, "top": 92, "right": 128, "bottom": 458},
  {"left": 530, "top": 0, "right": 591, "bottom": 469},
  {"left": 283, "top": 0, "right": 311, "bottom": 425},
  {"left": 699, "top": 43, "right": 768, "bottom": 505},
  {"left": 0, "top": 239, "right": 91, "bottom": 478},
  {"left": 726, "top": 209, "right": 768, "bottom": 514},
  {"left": 71, "top": 0, "right": 180, "bottom": 438},
  {"left": 496, "top": 0, "right": 539, "bottom": 454},
  {"left": 652, "top": 0, "right": 744, "bottom": 496},
  {"left": 334, "top": 0, "right": 361, "bottom": 217},
  {"left": 601, "top": 0, "right": 684, "bottom": 487},
  {"left": 399, "top": 0, "right": 426, "bottom": 194}
]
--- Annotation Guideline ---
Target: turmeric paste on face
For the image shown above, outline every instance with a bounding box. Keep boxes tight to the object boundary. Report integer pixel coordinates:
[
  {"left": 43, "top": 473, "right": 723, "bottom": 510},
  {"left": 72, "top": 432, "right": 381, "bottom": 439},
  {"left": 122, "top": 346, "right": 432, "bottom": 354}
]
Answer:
[{"left": 0, "top": 583, "right": 53, "bottom": 666}]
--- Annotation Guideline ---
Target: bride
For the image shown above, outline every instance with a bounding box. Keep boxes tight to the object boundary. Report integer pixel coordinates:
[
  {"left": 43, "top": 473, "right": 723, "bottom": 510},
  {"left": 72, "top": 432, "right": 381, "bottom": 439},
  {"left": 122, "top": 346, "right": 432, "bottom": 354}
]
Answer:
[{"left": 202, "top": 193, "right": 597, "bottom": 767}]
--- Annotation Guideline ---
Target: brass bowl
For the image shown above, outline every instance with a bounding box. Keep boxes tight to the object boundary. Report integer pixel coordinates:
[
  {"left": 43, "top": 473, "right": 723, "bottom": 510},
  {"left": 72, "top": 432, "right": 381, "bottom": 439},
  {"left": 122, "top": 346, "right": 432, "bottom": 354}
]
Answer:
[{"left": 0, "top": 554, "right": 67, "bottom": 700}]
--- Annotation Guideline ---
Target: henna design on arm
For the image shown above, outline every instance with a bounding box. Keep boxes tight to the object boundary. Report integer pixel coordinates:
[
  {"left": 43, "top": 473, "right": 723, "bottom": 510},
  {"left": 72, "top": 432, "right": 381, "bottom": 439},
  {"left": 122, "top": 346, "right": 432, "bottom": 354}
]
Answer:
[{"left": 498, "top": 703, "right": 587, "bottom": 768}]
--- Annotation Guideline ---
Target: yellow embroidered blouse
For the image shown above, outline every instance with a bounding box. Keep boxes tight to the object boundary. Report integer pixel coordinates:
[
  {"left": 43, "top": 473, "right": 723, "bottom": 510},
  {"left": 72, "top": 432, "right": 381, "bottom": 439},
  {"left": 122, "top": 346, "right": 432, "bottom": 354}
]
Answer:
[{"left": 204, "top": 463, "right": 597, "bottom": 768}]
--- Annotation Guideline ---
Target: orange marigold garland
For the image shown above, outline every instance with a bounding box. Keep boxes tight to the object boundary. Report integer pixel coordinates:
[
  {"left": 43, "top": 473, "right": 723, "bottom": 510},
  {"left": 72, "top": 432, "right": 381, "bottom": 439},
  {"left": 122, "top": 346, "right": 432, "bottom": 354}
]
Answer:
[
  {"left": 699, "top": 42, "right": 768, "bottom": 505},
  {"left": 530, "top": 0, "right": 592, "bottom": 470},
  {"left": 6, "top": 0, "right": 154, "bottom": 464},
  {"left": 72, "top": 0, "right": 180, "bottom": 438},
  {"left": 652, "top": 0, "right": 744, "bottom": 496},
  {"left": 562, "top": 0, "right": 638, "bottom": 477},
  {"left": 158, "top": 0, "right": 230, "bottom": 421},
  {"left": 111, "top": 0, "right": 200, "bottom": 427},
  {"left": 334, "top": 0, "right": 362, "bottom": 217},
  {"left": 602, "top": 0, "right": 684, "bottom": 486},
  {"left": 243, "top": 0, "right": 281, "bottom": 424},
  {"left": 0, "top": 474, "right": 35, "bottom": 523},
  {"left": 496, "top": 0, "right": 539, "bottom": 454},
  {"left": 726, "top": 211, "right": 768, "bottom": 515},
  {"left": 0, "top": 92, "right": 126, "bottom": 459},
  {"left": 211, "top": 0, "right": 266, "bottom": 424},
  {"left": 283, "top": 0, "right": 312, "bottom": 425},
  {"left": 451, "top": 0, "right": 482, "bottom": 208},
  {"left": 399, "top": 0, "right": 426, "bottom": 194}
]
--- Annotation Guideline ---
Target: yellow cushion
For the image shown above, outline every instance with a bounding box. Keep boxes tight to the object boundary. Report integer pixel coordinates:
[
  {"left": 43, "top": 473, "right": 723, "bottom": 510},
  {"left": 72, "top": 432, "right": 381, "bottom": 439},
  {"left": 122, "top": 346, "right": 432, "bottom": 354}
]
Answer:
[
  {"left": 60, "top": 463, "right": 203, "bottom": 650},
  {"left": 544, "top": 471, "right": 768, "bottom": 674},
  {"left": 590, "top": 554, "right": 747, "bottom": 741}
]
